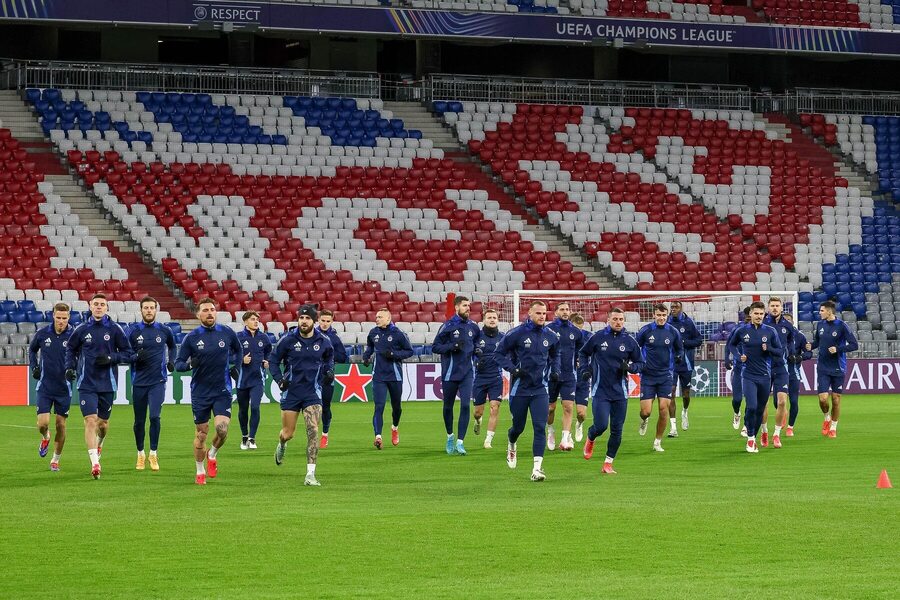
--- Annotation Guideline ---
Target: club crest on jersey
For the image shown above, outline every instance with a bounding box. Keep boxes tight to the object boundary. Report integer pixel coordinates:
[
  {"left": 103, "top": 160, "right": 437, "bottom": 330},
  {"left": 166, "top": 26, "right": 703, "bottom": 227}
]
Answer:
[
  {"left": 218, "top": 340, "right": 225, "bottom": 348},
  {"left": 832, "top": 332, "right": 838, "bottom": 337},
  {"left": 155, "top": 336, "right": 161, "bottom": 343},
  {"left": 665, "top": 338, "right": 670, "bottom": 345},
  {"left": 468, "top": 330, "right": 473, "bottom": 337},
  {"left": 619, "top": 345, "right": 626, "bottom": 351},
  {"left": 258, "top": 341, "right": 263, "bottom": 347},
  {"left": 762, "top": 336, "right": 768, "bottom": 342},
  {"left": 104, "top": 334, "right": 110, "bottom": 341},
  {"left": 542, "top": 339, "right": 549, "bottom": 347},
  {"left": 569, "top": 333, "right": 574, "bottom": 340},
  {"left": 782, "top": 328, "right": 787, "bottom": 334},
  {"left": 680, "top": 327, "right": 686, "bottom": 333},
  {"left": 314, "top": 344, "right": 320, "bottom": 351},
  {"left": 387, "top": 336, "right": 393, "bottom": 342}
]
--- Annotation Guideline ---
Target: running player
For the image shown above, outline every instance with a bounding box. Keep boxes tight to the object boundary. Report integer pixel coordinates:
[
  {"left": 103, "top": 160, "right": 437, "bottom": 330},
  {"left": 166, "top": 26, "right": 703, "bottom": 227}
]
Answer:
[
  {"left": 580, "top": 308, "right": 644, "bottom": 474},
  {"left": 636, "top": 304, "right": 683, "bottom": 453},
  {"left": 362, "top": 308, "right": 414, "bottom": 449},
  {"left": 783, "top": 314, "right": 812, "bottom": 436},
  {"left": 811, "top": 300, "right": 858, "bottom": 438},
  {"left": 234, "top": 310, "right": 272, "bottom": 451},
  {"left": 65, "top": 293, "right": 134, "bottom": 479},
  {"left": 472, "top": 308, "right": 504, "bottom": 449},
  {"left": 668, "top": 301, "right": 702, "bottom": 435},
  {"left": 762, "top": 297, "right": 795, "bottom": 449},
  {"left": 727, "top": 301, "right": 783, "bottom": 453},
  {"left": 174, "top": 298, "right": 243, "bottom": 484},
  {"left": 432, "top": 296, "right": 480, "bottom": 455},
  {"left": 545, "top": 302, "right": 582, "bottom": 451},
  {"left": 725, "top": 307, "right": 751, "bottom": 436},
  {"left": 127, "top": 296, "right": 177, "bottom": 470},
  {"left": 271, "top": 305, "right": 334, "bottom": 486},
  {"left": 315, "top": 309, "right": 349, "bottom": 449},
  {"left": 29, "top": 303, "right": 74, "bottom": 471},
  {"left": 495, "top": 300, "right": 560, "bottom": 482},
  {"left": 571, "top": 313, "right": 591, "bottom": 443}
]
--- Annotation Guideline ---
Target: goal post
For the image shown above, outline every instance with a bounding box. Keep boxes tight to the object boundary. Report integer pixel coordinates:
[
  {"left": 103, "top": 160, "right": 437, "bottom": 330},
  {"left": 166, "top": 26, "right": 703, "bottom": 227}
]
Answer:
[{"left": 468, "top": 289, "right": 800, "bottom": 398}]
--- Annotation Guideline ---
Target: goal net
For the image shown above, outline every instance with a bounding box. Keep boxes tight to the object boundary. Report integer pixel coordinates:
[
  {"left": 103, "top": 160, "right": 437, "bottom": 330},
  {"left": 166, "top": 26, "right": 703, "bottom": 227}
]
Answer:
[{"left": 468, "top": 290, "right": 799, "bottom": 398}]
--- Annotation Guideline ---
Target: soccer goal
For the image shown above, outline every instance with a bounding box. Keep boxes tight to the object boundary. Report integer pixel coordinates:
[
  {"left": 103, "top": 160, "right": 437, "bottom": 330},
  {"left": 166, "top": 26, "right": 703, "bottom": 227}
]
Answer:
[{"left": 471, "top": 289, "right": 799, "bottom": 398}]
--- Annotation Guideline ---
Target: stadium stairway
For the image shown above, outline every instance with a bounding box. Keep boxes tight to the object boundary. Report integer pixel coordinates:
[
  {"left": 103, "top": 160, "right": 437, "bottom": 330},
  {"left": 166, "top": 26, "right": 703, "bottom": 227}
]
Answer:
[
  {"left": 0, "top": 90, "right": 45, "bottom": 142},
  {"left": 382, "top": 101, "right": 460, "bottom": 152}
]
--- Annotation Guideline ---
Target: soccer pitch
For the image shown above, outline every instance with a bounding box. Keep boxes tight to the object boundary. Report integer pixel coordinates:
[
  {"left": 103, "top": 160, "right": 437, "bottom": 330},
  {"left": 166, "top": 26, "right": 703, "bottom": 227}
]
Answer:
[{"left": 1, "top": 396, "right": 898, "bottom": 599}]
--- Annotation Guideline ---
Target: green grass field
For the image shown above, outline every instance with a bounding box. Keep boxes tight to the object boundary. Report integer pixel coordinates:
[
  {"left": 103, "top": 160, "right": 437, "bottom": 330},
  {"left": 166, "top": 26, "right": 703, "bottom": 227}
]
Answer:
[{"left": 1, "top": 395, "right": 898, "bottom": 599}]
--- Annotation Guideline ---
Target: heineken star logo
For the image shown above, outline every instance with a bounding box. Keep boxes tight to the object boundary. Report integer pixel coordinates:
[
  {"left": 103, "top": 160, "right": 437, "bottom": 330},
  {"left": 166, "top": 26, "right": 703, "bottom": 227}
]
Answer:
[{"left": 334, "top": 364, "right": 372, "bottom": 403}]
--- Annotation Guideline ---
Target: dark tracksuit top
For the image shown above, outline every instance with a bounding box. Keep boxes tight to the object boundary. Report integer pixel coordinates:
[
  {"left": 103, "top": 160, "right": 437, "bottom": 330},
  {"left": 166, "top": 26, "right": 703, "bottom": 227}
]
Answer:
[
  {"left": 65, "top": 316, "right": 135, "bottom": 392},
  {"left": 578, "top": 326, "right": 644, "bottom": 401},
  {"left": 494, "top": 318, "right": 561, "bottom": 397},
  {"left": 728, "top": 323, "right": 784, "bottom": 382},
  {"left": 432, "top": 314, "right": 481, "bottom": 382},
  {"left": 363, "top": 323, "right": 414, "bottom": 383},
  {"left": 316, "top": 326, "right": 349, "bottom": 365},
  {"left": 789, "top": 330, "right": 814, "bottom": 381},
  {"left": 635, "top": 322, "right": 683, "bottom": 379},
  {"left": 127, "top": 321, "right": 177, "bottom": 387},
  {"left": 175, "top": 324, "right": 242, "bottom": 400},
  {"left": 668, "top": 313, "right": 701, "bottom": 374},
  {"left": 762, "top": 314, "right": 795, "bottom": 378},
  {"left": 812, "top": 318, "right": 858, "bottom": 376},
  {"left": 474, "top": 327, "right": 504, "bottom": 383},
  {"left": 235, "top": 328, "right": 273, "bottom": 390},
  {"left": 545, "top": 318, "right": 584, "bottom": 383},
  {"left": 269, "top": 329, "right": 334, "bottom": 403},
  {"left": 30, "top": 324, "right": 75, "bottom": 397}
]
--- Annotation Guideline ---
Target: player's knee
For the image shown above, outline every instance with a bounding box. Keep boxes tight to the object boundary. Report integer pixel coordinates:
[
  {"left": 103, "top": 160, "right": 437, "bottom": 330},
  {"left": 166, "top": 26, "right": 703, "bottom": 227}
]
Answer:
[
  {"left": 195, "top": 430, "right": 208, "bottom": 446},
  {"left": 215, "top": 422, "right": 229, "bottom": 438}
]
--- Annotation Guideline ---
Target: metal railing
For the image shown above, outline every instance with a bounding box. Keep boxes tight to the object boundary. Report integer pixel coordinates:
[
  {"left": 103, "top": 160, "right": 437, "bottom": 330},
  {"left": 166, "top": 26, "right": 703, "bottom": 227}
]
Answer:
[
  {"left": 4, "top": 59, "right": 381, "bottom": 98},
  {"left": 424, "top": 73, "right": 754, "bottom": 110},
  {"left": 779, "top": 87, "right": 900, "bottom": 115}
]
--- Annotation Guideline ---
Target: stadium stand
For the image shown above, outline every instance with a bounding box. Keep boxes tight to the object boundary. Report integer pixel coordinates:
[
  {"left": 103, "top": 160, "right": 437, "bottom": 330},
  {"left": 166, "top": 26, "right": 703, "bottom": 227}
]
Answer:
[{"left": 23, "top": 88, "right": 601, "bottom": 348}]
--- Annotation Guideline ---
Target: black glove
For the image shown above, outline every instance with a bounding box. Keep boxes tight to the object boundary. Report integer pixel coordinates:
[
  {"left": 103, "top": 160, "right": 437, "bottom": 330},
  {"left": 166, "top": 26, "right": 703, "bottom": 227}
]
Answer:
[
  {"left": 675, "top": 354, "right": 684, "bottom": 365},
  {"left": 65, "top": 368, "right": 77, "bottom": 382},
  {"left": 380, "top": 350, "right": 394, "bottom": 360},
  {"left": 135, "top": 348, "right": 148, "bottom": 365},
  {"left": 32, "top": 366, "right": 41, "bottom": 380},
  {"left": 166, "top": 361, "right": 175, "bottom": 373},
  {"left": 510, "top": 367, "right": 523, "bottom": 380},
  {"left": 549, "top": 371, "right": 560, "bottom": 383},
  {"left": 278, "top": 379, "right": 290, "bottom": 391},
  {"left": 476, "top": 360, "right": 486, "bottom": 371},
  {"left": 230, "top": 366, "right": 239, "bottom": 381},
  {"left": 474, "top": 347, "right": 483, "bottom": 357},
  {"left": 94, "top": 355, "right": 112, "bottom": 366},
  {"left": 323, "top": 370, "right": 334, "bottom": 384},
  {"left": 451, "top": 342, "right": 462, "bottom": 352},
  {"left": 580, "top": 370, "right": 591, "bottom": 382},
  {"left": 362, "top": 357, "right": 371, "bottom": 368},
  {"left": 724, "top": 360, "right": 733, "bottom": 371},
  {"left": 620, "top": 360, "right": 630, "bottom": 377}
]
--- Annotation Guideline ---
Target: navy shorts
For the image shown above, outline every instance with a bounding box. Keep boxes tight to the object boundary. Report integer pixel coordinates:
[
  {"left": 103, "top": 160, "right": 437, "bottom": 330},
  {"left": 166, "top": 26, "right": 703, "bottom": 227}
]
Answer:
[
  {"left": 37, "top": 393, "right": 71, "bottom": 417},
  {"left": 280, "top": 394, "right": 322, "bottom": 413},
  {"left": 674, "top": 371, "right": 692, "bottom": 391},
  {"left": 79, "top": 391, "right": 115, "bottom": 420},
  {"left": 771, "top": 371, "right": 789, "bottom": 396},
  {"left": 192, "top": 394, "right": 233, "bottom": 425},
  {"left": 575, "top": 380, "right": 590, "bottom": 407},
  {"left": 548, "top": 379, "right": 576, "bottom": 403},
  {"left": 817, "top": 373, "right": 844, "bottom": 394},
  {"left": 473, "top": 378, "right": 503, "bottom": 406},
  {"left": 641, "top": 375, "right": 673, "bottom": 401}
]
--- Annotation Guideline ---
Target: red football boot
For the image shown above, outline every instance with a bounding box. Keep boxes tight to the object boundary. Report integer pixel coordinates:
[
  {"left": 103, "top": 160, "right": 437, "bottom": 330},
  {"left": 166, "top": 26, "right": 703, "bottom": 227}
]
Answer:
[
  {"left": 195, "top": 473, "right": 206, "bottom": 485},
  {"left": 207, "top": 456, "right": 217, "bottom": 478},
  {"left": 91, "top": 463, "right": 101, "bottom": 479},
  {"left": 822, "top": 419, "right": 830, "bottom": 436},
  {"left": 827, "top": 429, "right": 837, "bottom": 438},
  {"left": 319, "top": 434, "right": 328, "bottom": 449},
  {"left": 39, "top": 438, "right": 50, "bottom": 458},
  {"left": 761, "top": 432, "right": 769, "bottom": 447},
  {"left": 391, "top": 428, "right": 399, "bottom": 446},
  {"left": 583, "top": 439, "right": 594, "bottom": 460},
  {"left": 602, "top": 462, "right": 617, "bottom": 474},
  {"left": 786, "top": 426, "right": 794, "bottom": 437},
  {"left": 773, "top": 434, "right": 782, "bottom": 449}
]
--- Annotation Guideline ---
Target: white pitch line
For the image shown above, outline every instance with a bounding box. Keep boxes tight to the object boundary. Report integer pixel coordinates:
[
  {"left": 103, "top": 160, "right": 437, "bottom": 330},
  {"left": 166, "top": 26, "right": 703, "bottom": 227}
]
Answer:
[{"left": 0, "top": 424, "right": 34, "bottom": 429}]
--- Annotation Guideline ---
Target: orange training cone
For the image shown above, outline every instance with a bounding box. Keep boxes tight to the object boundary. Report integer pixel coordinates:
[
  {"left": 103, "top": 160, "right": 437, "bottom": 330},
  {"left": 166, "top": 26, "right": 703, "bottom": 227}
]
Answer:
[{"left": 876, "top": 470, "right": 892, "bottom": 489}]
